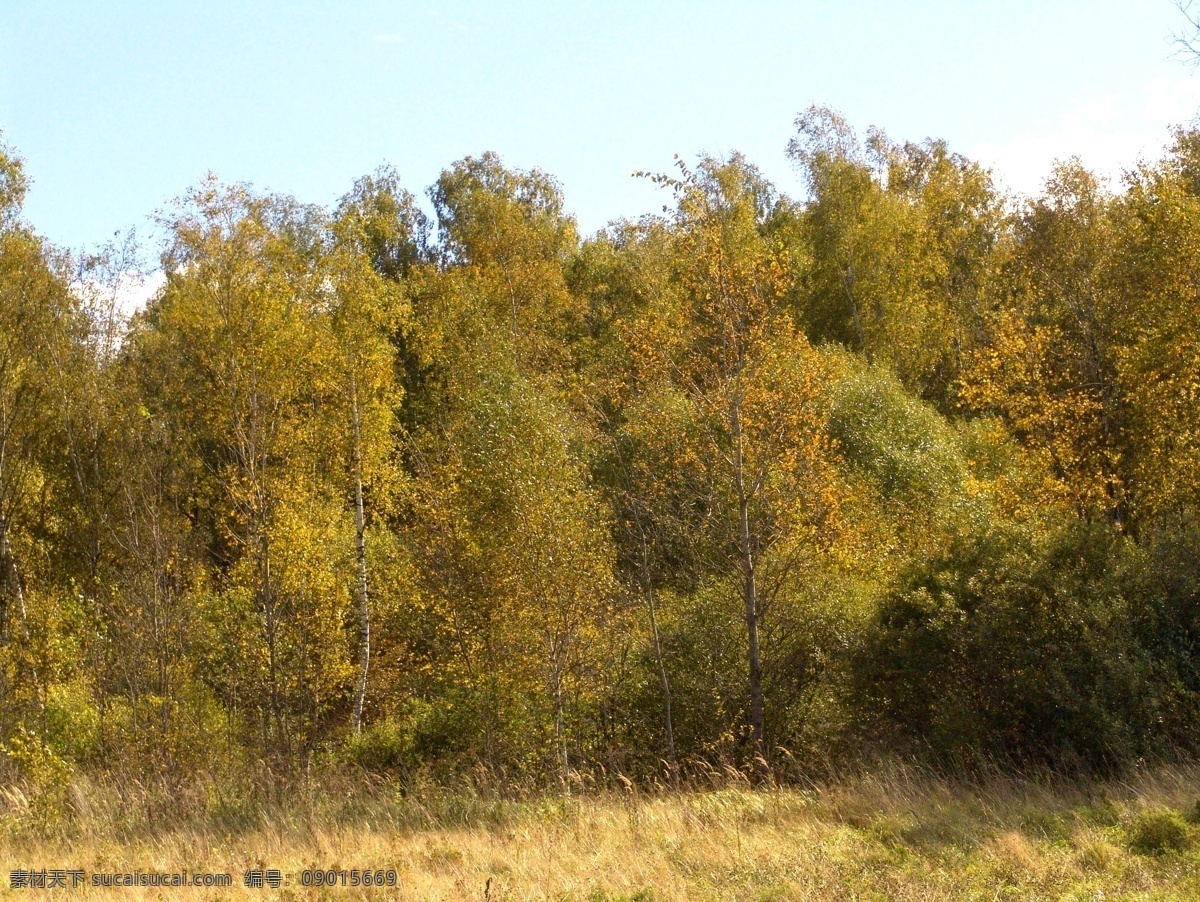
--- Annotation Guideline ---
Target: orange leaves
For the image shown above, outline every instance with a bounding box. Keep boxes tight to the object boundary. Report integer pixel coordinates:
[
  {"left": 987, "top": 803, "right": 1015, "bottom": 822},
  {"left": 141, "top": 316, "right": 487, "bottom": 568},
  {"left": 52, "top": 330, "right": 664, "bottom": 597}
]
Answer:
[
  {"left": 618, "top": 154, "right": 848, "bottom": 583},
  {"left": 955, "top": 145, "right": 1200, "bottom": 528},
  {"left": 955, "top": 161, "right": 1126, "bottom": 525}
]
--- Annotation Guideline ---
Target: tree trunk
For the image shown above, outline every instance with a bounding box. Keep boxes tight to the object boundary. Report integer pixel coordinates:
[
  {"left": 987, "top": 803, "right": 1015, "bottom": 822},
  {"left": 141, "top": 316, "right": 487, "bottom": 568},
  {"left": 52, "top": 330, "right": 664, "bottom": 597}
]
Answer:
[
  {"left": 0, "top": 515, "right": 11, "bottom": 642},
  {"left": 555, "top": 666, "right": 568, "bottom": 782},
  {"left": 1, "top": 512, "right": 44, "bottom": 717},
  {"left": 841, "top": 264, "right": 866, "bottom": 356},
  {"left": 640, "top": 534, "right": 677, "bottom": 783},
  {"left": 731, "top": 400, "right": 768, "bottom": 780},
  {"left": 350, "top": 377, "right": 371, "bottom": 735},
  {"left": 260, "top": 536, "right": 287, "bottom": 754}
]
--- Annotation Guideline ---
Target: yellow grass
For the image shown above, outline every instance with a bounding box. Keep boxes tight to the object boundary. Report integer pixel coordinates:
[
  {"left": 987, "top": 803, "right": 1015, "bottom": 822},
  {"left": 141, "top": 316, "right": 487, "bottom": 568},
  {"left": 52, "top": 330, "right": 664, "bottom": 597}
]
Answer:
[{"left": 3, "top": 765, "right": 1200, "bottom": 900}]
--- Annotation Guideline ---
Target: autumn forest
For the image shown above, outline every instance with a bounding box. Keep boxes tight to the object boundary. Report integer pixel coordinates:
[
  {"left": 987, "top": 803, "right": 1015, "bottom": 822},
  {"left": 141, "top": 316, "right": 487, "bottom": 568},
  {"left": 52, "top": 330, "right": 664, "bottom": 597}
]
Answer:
[{"left": 3, "top": 106, "right": 1200, "bottom": 802}]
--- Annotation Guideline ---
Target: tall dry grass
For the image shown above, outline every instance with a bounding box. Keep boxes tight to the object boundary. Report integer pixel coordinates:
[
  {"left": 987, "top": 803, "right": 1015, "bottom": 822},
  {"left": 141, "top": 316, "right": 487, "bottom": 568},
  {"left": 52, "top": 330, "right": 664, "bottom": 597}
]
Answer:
[{"left": 2, "top": 763, "right": 1199, "bottom": 899}]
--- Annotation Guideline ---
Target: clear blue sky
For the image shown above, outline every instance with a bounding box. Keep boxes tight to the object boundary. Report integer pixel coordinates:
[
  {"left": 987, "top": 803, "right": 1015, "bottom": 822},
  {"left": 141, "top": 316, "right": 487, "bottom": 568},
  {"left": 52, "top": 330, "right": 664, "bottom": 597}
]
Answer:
[{"left": 1, "top": 0, "right": 1196, "bottom": 255}]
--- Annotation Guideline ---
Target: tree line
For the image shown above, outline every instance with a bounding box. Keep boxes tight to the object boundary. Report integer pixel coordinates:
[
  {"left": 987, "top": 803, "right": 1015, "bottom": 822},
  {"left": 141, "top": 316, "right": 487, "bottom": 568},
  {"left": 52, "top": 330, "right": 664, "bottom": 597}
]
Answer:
[{"left": 2, "top": 108, "right": 1200, "bottom": 787}]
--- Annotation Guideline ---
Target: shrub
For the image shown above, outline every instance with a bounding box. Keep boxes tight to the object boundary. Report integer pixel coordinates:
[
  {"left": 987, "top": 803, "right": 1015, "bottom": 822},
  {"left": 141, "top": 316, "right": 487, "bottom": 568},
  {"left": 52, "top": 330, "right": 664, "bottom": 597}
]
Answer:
[
  {"left": 1126, "top": 808, "right": 1192, "bottom": 855},
  {"left": 855, "top": 523, "right": 1168, "bottom": 770},
  {"left": 344, "top": 718, "right": 412, "bottom": 773},
  {"left": 0, "top": 724, "right": 77, "bottom": 831}
]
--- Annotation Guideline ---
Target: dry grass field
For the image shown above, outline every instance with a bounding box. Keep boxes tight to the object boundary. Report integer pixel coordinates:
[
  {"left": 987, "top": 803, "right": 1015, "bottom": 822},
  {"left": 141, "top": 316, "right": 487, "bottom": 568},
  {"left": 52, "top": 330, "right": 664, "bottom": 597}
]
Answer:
[{"left": 3, "top": 765, "right": 1200, "bottom": 900}]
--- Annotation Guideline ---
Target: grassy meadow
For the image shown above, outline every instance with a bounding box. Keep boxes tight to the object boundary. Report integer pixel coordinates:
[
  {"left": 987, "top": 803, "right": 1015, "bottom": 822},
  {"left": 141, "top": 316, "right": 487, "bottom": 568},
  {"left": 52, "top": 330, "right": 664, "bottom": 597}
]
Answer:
[{"left": 3, "top": 765, "right": 1200, "bottom": 900}]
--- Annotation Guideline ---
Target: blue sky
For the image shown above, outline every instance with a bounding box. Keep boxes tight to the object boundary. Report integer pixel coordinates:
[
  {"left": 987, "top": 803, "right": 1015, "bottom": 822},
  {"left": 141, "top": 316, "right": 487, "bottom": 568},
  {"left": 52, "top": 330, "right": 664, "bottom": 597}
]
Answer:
[{"left": 2, "top": 0, "right": 1197, "bottom": 264}]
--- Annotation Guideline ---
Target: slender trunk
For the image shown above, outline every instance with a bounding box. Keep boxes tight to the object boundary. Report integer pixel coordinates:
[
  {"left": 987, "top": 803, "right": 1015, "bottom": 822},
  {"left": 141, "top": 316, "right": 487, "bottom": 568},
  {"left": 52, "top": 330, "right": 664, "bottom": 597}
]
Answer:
[
  {"left": 0, "top": 424, "right": 6, "bottom": 642},
  {"left": 0, "top": 515, "right": 10, "bottom": 642},
  {"left": 0, "top": 517, "right": 24, "bottom": 627},
  {"left": 0, "top": 513, "right": 43, "bottom": 716},
  {"left": 840, "top": 264, "right": 866, "bottom": 356},
  {"left": 640, "top": 534, "right": 677, "bottom": 783},
  {"left": 732, "top": 400, "right": 768, "bottom": 780},
  {"left": 350, "top": 377, "right": 371, "bottom": 735},
  {"left": 547, "top": 628, "right": 569, "bottom": 784},
  {"left": 260, "top": 534, "right": 287, "bottom": 755},
  {"left": 502, "top": 265, "right": 519, "bottom": 341},
  {"left": 555, "top": 665, "right": 567, "bottom": 783},
  {"left": 1086, "top": 338, "right": 1124, "bottom": 530}
]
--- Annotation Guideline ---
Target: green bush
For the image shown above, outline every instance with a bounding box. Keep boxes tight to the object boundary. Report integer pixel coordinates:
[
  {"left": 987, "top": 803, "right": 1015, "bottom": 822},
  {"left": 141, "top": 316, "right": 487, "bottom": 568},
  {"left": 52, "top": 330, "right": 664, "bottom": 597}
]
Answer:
[
  {"left": 344, "top": 718, "right": 413, "bottom": 773},
  {"left": 1127, "top": 808, "right": 1192, "bottom": 855},
  {"left": 43, "top": 679, "right": 101, "bottom": 765},
  {"left": 0, "top": 725, "right": 77, "bottom": 831},
  {"left": 855, "top": 523, "right": 1172, "bottom": 770}
]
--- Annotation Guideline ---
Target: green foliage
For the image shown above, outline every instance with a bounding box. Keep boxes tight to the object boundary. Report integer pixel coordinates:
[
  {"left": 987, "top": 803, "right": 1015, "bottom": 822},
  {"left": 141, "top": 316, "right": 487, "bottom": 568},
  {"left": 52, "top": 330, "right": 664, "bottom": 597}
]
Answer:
[
  {"left": 343, "top": 717, "right": 413, "bottom": 773},
  {"left": 43, "top": 680, "right": 100, "bottom": 765},
  {"left": 0, "top": 725, "right": 76, "bottom": 830},
  {"left": 334, "top": 165, "right": 429, "bottom": 280},
  {"left": 0, "top": 134, "right": 27, "bottom": 225},
  {"left": 1126, "top": 807, "right": 1193, "bottom": 855},
  {"left": 827, "top": 354, "right": 984, "bottom": 552},
  {"left": 788, "top": 106, "right": 1003, "bottom": 404},
  {"left": 858, "top": 524, "right": 1173, "bottom": 769}
]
